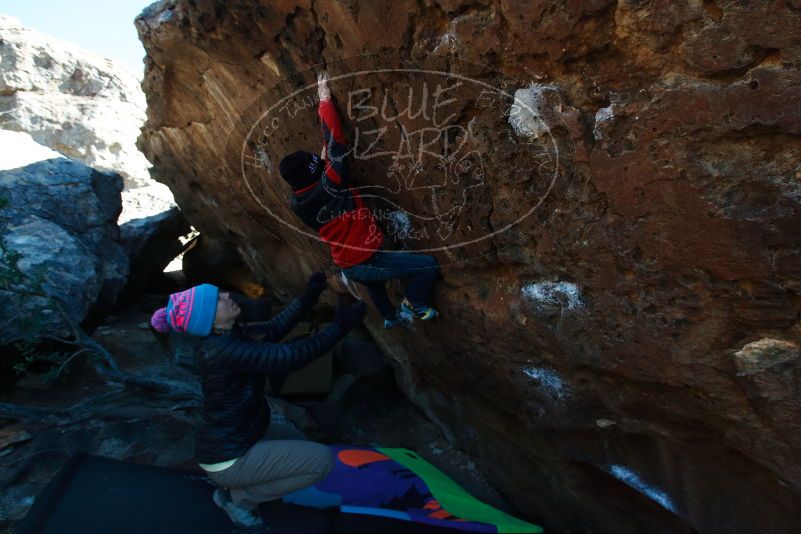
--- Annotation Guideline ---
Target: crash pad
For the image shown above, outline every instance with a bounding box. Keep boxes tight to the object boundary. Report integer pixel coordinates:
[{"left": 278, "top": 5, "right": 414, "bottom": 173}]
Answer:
[
  {"left": 16, "top": 449, "right": 541, "bottom": 533},
  {"left": 283, "top": 445, "right": 542, "bottom": 533}
]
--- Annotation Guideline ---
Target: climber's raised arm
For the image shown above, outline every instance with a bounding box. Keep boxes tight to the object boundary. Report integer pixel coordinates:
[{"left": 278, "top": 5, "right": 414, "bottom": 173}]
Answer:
[
  {"left": 200, "top": 301, "right": 366, "bottom": 374},
  {"left": 317, "top": 73, "right": 350, "bottom": 189}
]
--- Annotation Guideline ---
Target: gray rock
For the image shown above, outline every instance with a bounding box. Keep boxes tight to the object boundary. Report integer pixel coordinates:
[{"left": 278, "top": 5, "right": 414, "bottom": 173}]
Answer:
[
  {"left": 120, "top": 207, "right": 187, "bottom": 258},
  {"left": 0, "top": 15, "right": 152, "bottom": 188},
  {"left": 0, "top": 154, "right": 128, "bottom": 343},
  {"left": 119, "top": 206, "right": 190, "bottom": 299}
]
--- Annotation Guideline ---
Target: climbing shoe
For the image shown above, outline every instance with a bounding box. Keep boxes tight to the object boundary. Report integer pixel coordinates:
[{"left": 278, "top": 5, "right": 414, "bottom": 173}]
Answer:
[
  {"left": 400, "top": 299, "right": 438, "bottom": 321},
  {"left": 213, "top": 487, "right": 265, "bottom": 531}
]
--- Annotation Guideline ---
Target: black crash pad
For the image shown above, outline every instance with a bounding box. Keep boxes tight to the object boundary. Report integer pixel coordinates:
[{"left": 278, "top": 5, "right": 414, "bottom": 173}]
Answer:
[{"left": 16, "top": 454, "right": 458, "bottom": 534}]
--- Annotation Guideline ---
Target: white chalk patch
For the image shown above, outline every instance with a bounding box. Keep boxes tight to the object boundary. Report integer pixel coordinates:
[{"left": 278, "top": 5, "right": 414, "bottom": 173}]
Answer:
[
  {"left": 508, "top": 84, "right": 557, "bottom": 139},
  {"left": 387, "top": 210, "right": 412, "bottom": 239},
  {"left": 157, "top": 9, "right": 175, "bottom": 25},
  {"left": 254, "top": 144, "right": 271, "bottom": 170},
  {"left": 593, "top": 105, "right": 615, "bottom": 141},
  {"left": 521, "top": 281, "right": 583, "bottom": 311},
  {"left": 608, "top": 464, "right": 677, "bottom": 513},
  {"left": 522, "top": 364, "right": 568, "bottom": 399},
  {"left": 432, "top": 32, "right": 459, "bottom": 54}
]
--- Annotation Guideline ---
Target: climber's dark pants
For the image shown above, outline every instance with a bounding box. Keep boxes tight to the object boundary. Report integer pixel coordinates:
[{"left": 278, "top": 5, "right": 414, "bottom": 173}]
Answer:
[
  {"left": 342, "top": 251, "right": 439, "bottom": 320},
  {"left": 205, "top": 423, "right": 333, "bottom": 511}
]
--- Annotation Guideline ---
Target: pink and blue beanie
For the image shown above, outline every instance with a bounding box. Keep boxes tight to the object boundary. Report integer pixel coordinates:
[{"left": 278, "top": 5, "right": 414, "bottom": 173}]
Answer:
[{"left": 150, "top": 284, "right": 219, "bottom": 337}]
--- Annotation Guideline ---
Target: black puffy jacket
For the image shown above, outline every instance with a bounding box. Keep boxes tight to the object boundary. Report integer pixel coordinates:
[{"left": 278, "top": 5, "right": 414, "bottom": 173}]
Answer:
[{"left": 194, "top": 296, "right": 345, "bottom": 464}]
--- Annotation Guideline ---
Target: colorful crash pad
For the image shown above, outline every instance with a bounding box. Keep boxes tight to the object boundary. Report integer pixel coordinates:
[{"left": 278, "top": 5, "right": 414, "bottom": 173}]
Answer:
[{"left": 284, "top": 445, "right": 542, "bottom": 533}]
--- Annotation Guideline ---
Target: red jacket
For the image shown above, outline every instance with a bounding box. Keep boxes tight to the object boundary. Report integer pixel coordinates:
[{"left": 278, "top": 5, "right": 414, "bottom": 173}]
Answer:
[{"left": 290, "top": 99, "right": 384, "bottom": 267}]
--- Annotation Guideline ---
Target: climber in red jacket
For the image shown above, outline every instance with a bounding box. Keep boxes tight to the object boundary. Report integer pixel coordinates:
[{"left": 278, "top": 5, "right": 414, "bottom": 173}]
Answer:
[{"left": 279, "top": 73, "right": 439, "bottom": 329}]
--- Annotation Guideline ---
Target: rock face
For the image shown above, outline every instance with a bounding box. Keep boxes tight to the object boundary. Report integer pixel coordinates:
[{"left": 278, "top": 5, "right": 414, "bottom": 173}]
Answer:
[
  {"left": 0, "top": 15, "right": 152, "bottom": 189},
  {"left": 137, "top": 1, "right": 801, "bottom": 532},
  {"left": 0, "top": 132, "right": 128, "bottom": 343},
  {"left": 118, "top": 206, "right": 191, "bottom": 302}
]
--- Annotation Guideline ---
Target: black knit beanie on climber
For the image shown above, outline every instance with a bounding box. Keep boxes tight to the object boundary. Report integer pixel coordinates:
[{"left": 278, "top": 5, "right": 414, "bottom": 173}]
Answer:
[{"left": 279, "top": 150, "right": 323, "bottom": 191}]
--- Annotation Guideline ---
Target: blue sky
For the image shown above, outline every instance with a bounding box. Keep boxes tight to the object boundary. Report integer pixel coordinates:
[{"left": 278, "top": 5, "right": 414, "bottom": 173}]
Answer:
[{"left": 0, "top": 0, "right": 153, "bottom": 78}]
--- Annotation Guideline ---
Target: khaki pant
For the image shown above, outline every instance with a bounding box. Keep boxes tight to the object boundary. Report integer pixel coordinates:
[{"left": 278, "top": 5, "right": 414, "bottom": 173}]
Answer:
[{"left": 206, "top": 422, "right": 334, "bottom": 511}]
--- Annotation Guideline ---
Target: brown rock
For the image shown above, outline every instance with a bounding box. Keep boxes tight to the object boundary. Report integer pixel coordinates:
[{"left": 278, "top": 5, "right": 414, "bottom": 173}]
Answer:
[{"left": 137, "top": 1, "right": 801, "bottom": 532}]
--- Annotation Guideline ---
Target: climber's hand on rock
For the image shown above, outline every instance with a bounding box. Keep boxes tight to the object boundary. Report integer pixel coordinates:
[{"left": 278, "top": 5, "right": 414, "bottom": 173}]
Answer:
[{"left": 317, "top": 72, "right": 331, "bottom": 101}]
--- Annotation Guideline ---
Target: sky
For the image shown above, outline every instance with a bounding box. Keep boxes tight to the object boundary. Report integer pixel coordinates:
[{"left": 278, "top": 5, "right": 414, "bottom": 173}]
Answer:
[{"left": 0, "top": 0, "right": 153, "bottom": 78}]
